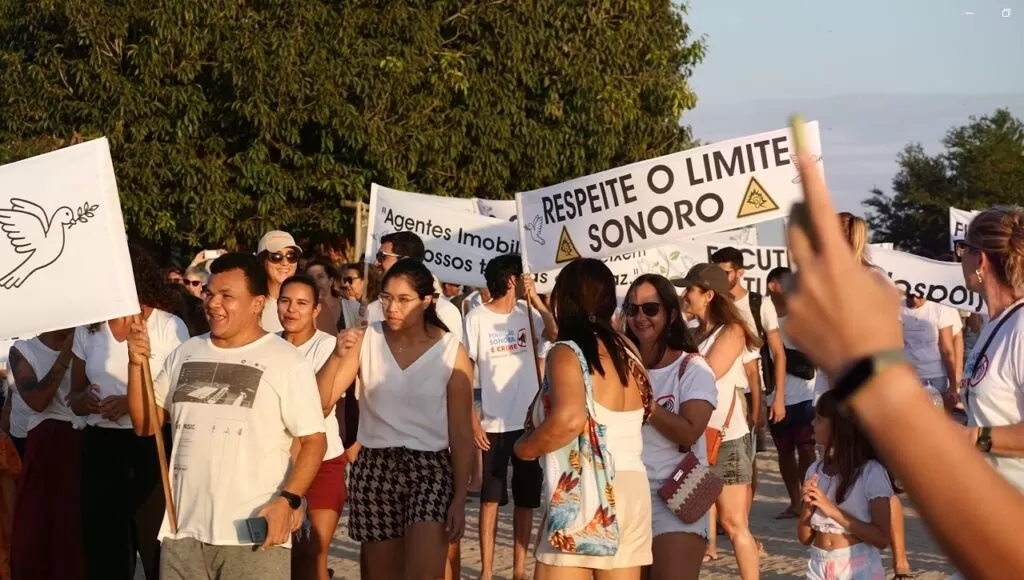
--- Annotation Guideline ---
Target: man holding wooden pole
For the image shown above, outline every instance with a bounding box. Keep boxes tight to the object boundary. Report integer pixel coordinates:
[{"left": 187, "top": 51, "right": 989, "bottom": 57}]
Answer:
[{"left": 126, "top": 252, "right": 327, "bottom": 579}]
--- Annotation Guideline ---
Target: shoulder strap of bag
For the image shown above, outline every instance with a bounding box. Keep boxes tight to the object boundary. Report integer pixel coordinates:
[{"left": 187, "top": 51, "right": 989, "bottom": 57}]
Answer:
[
  {"left": 676, "top": 352, "right": 699, "bottom": 380},
  {"left": 721, "top": 389, "right": 739, "bottom": 438},
  {"left": 748, "top": 292, "right": 766, "bottom": 339},
  {"left": 975, "top": 303, "right": 1024, "bottom": 364}
]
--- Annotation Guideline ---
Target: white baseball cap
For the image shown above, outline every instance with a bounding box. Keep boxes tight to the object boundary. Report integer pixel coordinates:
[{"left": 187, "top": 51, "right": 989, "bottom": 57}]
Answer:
[{"left": 257, "top": 230, "right": 302, "bottom": 254}]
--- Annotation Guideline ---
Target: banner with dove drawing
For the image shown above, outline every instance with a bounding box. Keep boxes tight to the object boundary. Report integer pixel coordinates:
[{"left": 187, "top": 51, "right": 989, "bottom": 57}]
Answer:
[{"left": 0, "top": 138, "right": 139, "bottom": 340}]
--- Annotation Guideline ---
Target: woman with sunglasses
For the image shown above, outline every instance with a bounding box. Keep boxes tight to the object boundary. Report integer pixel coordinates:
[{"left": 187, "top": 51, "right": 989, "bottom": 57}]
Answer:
[
  {"left": 257, "top": 230, "right": 303, "bottom": 333},
  {"left": 182, "top": 266, "right": 208, "bottom": 299},
  {"left": 624, "top": 274, "right": 717, "bottom": 580},
  {"left": 675, "top": 264, "right": 761, "bottom": 579}
]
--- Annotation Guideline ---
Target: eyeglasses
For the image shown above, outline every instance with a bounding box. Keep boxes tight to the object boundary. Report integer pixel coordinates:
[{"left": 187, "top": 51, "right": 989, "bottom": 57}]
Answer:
[
  {"left": 954, "top": 240, "right": 980, "bottom": 258},
  {"left": 341, "top": 276, "right": 361, "bottom": 285},
  {"left": 183, "top": 280, "right": 203, "bottom": 287},
  {"left": 267, "top": 251, "right": 300, "bottom": 264},
  {"left": 376, "top": 250, "right": 401, "bottom": 263},
  {"left": 623, "top": 302, "right": 662, "bottom": 318}
]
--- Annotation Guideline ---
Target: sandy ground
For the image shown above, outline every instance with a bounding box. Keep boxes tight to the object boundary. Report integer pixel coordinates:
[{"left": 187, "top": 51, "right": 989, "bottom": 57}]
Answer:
[{"left": 322, "top": 451, "right": 955, "bottom": 579}]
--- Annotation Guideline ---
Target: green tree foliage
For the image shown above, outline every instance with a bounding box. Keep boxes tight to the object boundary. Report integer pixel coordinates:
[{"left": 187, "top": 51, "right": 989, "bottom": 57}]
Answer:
[
  {"left": 865, "top": 108, "right": 1024, "bottom": 257},
  {"left": 0, "top": 0, "right": 705, "bottom": 251}
]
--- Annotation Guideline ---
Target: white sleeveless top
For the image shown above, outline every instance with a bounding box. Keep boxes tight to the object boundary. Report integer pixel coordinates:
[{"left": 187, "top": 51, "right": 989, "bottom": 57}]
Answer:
[
  {"left": 697, "top": 325, "right": 749, "bottom": 442},
  {"left": 356, "top": 323, "right": 461, "bottom": 452},
  {"left": 12, "top": 338, "right": 86, "bottom": 432}
]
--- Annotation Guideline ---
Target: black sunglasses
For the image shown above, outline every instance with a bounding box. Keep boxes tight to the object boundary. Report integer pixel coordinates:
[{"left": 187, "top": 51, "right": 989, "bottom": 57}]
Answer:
[
  {"left": 341, "top": 276, "right": 361, "bottom": 285},
  {"left": 623, "top": 302, "right": 662, "bottom": 318},
  {"left": 267, "top": 251, "right": 300, "bottom": 264},
  {"left": 183, "top": 280, "right": 203, "bottom": 287},
  {"left": 954, "top": 240, "right": 978, "bottom": 258}
]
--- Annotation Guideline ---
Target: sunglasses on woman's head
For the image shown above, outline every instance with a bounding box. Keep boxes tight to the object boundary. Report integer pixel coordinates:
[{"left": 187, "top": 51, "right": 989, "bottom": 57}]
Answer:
[
  {"left": 267, "top": 251, "right": 300, "bottom": 264},
  {"left": 623, "top": 302, "right": 662, "bottom": 318}
]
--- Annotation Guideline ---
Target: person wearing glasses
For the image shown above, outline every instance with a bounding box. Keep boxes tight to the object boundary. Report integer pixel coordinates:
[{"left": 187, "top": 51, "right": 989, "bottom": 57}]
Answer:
[
  {"left": 370, "top": 231, "right": 463, "bottom": 343},
  {"left": 257, "top": 230, "right": 302, "bottom": 333},
  {"left": 182, "top": 266, "right": 209, "bottom": 299}
]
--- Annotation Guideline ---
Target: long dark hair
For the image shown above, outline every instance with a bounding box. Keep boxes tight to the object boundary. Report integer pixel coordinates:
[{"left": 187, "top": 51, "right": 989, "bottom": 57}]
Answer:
[
  {"left": 624, "top": 274, "right": 699, "bottom": 366},
  {"left": 90, "top": 244, "right": 183, "bottom": 333},
  {"left": 816, "top": 390, "right": 888, "bottom": 502},
  {"left": 550, "top": 258, "right": 631, "bottom": 383},
  {"left": 705, "top": 291, "right": 761, "bottom": 351},
  {"left": 381, "top": 259, "right": 449, "bottom": 333}
]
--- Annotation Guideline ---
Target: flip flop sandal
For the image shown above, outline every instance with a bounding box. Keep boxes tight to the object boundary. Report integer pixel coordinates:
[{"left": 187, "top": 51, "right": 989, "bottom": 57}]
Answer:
[
  {"left": 893, "top": 573, "right": 917, "bottom": 579},
  {"left": 703, "top": 553, "right": 720, "bottom": 563},
  {"left": 775, "top": 507, "right": 799, "bottom": 519}
]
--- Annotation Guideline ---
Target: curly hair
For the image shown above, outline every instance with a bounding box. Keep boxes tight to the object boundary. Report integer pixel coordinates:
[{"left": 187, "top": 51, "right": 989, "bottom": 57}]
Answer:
[{"left": 89, "top": 244, "right": 184, "bottom": 332}]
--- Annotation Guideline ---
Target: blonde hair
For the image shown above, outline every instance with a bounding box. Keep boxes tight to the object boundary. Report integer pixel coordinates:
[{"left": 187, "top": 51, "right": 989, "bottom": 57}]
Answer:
[
  {"left": 839, "top": 212, "right": 870, "bottom": 266},
  {"left": 966, "top": 207, "right": 1024, "bottom": 293}
]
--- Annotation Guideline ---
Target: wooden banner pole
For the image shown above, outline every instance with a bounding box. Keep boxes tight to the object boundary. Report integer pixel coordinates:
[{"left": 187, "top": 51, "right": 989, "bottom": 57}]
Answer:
[{"left": 140, "top": 356, "right": 178, "bottom": 534}]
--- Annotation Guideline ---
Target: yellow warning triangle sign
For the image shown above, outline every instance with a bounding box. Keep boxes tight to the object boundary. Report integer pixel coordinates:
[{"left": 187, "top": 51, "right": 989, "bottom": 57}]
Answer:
[
  {"left": 555, "top": 226, "right": 581, "bottom": 263},
  {"left": 736, "top": 176, "right": 779, "bottom": 218}
]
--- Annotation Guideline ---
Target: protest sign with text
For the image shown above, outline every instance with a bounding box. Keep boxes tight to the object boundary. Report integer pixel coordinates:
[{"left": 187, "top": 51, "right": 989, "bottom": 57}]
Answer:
[
  {"left": 514, "top": 122, "right": 822, "bottom": 272},
  {"left": 949, "top": 207, "right": 980, "bottom": 249},
  {"left": 872, "top": 247, "right": 983, "bottom": 313},
  {"left": 0, "top": 139, "right": 139, "bottom": 340},
  {"left": 365, "top": 185, "right": 520, "bottom": 287}
]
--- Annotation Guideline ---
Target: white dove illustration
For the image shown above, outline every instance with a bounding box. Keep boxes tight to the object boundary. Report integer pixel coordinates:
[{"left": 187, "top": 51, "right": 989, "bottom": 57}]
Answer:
[
  {"left": 524, "top": 214, "right": 545, "bottom": 246},
  {"left": 0, "top": 198, "right": 76, "bottom": 289}
]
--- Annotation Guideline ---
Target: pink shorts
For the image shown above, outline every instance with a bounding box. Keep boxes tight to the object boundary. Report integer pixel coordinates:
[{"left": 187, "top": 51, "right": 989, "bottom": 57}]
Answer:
[{"left": 306, "top": 455, "right": 347, "bottom": 513}]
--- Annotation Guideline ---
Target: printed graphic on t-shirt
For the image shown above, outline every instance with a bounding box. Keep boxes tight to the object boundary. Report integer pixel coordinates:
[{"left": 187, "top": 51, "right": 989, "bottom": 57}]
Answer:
[
  {"left": 969, "top": 354, "right": 990, "bottom": 387},
  {"left": 488, "top": 328, "right": 529, "bottom": 357},
  {"left": 656, "top": 394, "right": 676, "bottom": 413},
  {"left": 172, "top": 361, "right": 264, "bottom": 408}
]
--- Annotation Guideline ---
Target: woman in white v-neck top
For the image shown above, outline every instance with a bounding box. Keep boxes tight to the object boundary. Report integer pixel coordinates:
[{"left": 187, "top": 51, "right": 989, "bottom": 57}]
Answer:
[{"left": 315, "top": 258, "right": 474, "bottom": 579}]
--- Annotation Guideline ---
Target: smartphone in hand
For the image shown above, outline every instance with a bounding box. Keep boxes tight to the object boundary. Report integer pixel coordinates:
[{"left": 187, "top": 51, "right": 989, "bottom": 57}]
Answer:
[{"left": 245, "top": 516, "right": 268, "bottom": 544}]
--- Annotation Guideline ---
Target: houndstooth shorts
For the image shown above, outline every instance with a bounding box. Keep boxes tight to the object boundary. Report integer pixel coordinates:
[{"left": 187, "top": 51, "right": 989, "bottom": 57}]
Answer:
[{"left": 347, "top": 446, "right": 454, "bottom": 543}]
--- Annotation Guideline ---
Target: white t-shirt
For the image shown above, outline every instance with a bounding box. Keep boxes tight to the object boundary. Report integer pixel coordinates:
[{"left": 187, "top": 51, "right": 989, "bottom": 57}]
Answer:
[
  {"left": 697, "top": 326, "right": 749, "bottom": 441},
  {"left": 12, "top": 338, "right": 86, "bottom": 432},
  {"left": 464, "top": 301, "right": 547, "bottom": 433},
  {"left": 261, "top": 298, "right": 284, "bottom": 333},
  {"left": 901, "top": 301, "right": 954, "bottom": 380},
  {"left": 279, "top": 330, "right": 344, "bottom": 460},
  {"left": 964, "top": 299, "right": 1024, "bottom": 492},
  {"left": 366, "top": 296, "right": 464, "bottom": 343},
  {"left": 733, "top": 292, "right": 780, "bottom": 391},
  {"left": 805, "top": 459, "right": 894, "bottom": 534},
  {"left": 642, "top": 354, "right": 718, "bottom": 481},
  {"left": 2, "top": 338, "right": 32, "bottom": 439},
  {"left": 462, "top": 291, "right": 484, "bottom": 315},
  {"left": 768, "top": 317, "right": 816, "bottom": 407},
  {"left": 73, "top": 310, "right": 189, "bottom": 429},
  {"left": 153, "top": 333, "right": 326, "bottom": 547}
]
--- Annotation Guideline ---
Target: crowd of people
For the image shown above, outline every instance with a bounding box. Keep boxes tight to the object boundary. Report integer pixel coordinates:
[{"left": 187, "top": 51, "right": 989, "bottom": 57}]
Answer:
[{"left": 1, "top": 152, "right": 1024, "bottom": 580}]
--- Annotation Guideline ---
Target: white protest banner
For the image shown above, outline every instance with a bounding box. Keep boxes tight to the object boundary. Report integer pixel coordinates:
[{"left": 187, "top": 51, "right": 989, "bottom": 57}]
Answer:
[
  {"left": 365, "top": 185, "right": 520, "bottom": 287},
  {"left": 475, "top": 198, "right": 518, "bottom": 222},
  {"left": 949, "top": 207, "right": 979, "bottom": 249},
  {"left": 0, "top": 139, "right": 139, "bottom": 340},
  {"left": 871, "top": 247, "right": 983, "bottom": 313},
  {"left": 870, "top": 242, "right": 895, "bottom": 250},
  {"left": 514, "top": 122, "right": 822, "bottom": 272}
]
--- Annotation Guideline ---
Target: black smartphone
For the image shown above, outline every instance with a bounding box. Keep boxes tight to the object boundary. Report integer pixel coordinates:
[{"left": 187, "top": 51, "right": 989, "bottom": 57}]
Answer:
[
  {"left": 245, "top": 516, "right": 268, "bottom": 544},
  {"left": 788, "top": 202, "right": 821, "bottom": 253}
]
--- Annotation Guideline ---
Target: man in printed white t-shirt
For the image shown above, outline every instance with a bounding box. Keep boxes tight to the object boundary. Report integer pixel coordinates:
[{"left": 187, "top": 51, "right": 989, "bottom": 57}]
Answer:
[
  {"left": 464, "top": 254, "right": 555, "bottom": 580},
  {"left": 126, "top": 253, "right": 327, "bottom": 580},
  {"left": 367, "top": 231, "right": 463, "bottom": 342}
]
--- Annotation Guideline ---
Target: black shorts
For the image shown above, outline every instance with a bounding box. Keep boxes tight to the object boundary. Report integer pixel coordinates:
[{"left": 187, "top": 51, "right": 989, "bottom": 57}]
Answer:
[
  {"left": 481, "top": 430, "right": 542, "bottom": 508},
  {"left": 768, "top": 400, "right": 816, "bottom": 454}
]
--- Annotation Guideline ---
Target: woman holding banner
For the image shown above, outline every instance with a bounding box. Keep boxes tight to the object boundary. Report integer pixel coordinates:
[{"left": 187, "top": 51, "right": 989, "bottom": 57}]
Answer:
[
  {"left": 68, "top": 245, "right": 189, "bottom": 580},
  {"left": 675, "top": 263, "right": 761, "bottom": 579}
]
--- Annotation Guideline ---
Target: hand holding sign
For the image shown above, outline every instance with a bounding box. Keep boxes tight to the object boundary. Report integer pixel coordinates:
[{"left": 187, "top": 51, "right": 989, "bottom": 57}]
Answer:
[{"left": 783, "top": 117, "right": 903, "bottom": 378}]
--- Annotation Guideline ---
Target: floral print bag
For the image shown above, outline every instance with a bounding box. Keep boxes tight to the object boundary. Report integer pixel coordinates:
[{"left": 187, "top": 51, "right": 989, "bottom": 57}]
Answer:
[{"left": 525, "top": 340, "right": 620, "bottom": 556}]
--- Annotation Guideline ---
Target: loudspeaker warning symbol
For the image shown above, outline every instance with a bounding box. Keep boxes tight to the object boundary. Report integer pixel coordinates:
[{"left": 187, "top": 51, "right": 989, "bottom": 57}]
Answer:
[{"left": 555, "top": 227, "right": 581, "bottom": 263}]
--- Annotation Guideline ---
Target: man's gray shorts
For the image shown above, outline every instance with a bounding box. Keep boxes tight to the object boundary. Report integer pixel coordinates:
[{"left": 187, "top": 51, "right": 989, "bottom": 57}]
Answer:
[{"left": 160, "top": 537, "right": 289, "bottom": 580}]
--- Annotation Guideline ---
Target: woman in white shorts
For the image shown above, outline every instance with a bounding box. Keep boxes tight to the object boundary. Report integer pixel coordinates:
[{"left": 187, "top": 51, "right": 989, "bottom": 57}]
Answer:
[{"left": 625, "top": 274, "right": 717, "bottom": 579}]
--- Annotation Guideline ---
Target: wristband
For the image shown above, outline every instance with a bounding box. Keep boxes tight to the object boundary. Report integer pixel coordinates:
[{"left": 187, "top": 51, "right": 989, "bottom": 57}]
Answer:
[{"left": 833, "top": 349, "right": 909, "bottom": 414}]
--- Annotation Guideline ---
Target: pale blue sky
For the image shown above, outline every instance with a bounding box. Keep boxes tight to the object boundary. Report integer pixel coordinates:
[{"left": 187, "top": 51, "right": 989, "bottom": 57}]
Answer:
[{"left": 682, "top": 0, "right": 1024, "bottom": 243}]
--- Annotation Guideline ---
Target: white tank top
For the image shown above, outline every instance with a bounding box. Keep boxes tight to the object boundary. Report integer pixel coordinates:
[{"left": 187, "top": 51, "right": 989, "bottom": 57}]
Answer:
[
  {"left": 356, "top": 323, "right": 460, "bottom": 452},
  {"left": 698, "top": 325, "right": 749, "bottom": 441},
  {"left": 12, "top": 338, "right": 85, "bottom": 432},
  {"left": 593, "top": 402, "right": 645, "bottom": 474}
]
